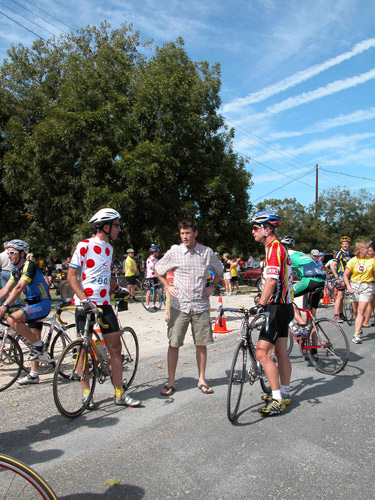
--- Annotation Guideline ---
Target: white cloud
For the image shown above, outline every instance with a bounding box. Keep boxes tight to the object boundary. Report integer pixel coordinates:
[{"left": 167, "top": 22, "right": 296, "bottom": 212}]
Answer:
[
  {"left": 223, "top": 38, "right": 375, "bottom": 113},
  {"left": 269, "top": 107, "right": 375, "bottom": 139}
]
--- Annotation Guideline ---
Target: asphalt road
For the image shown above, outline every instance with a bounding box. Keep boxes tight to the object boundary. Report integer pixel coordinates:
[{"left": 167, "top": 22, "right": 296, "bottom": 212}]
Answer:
[{"left": 1, "top": 306, "right": 374, "bottom": 499}]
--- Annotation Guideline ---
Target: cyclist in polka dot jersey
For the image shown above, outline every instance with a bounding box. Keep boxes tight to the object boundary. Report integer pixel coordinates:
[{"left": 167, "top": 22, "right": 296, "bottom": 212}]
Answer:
[{"left": 68, "top": 208, "right": 141, "bottom": 408}]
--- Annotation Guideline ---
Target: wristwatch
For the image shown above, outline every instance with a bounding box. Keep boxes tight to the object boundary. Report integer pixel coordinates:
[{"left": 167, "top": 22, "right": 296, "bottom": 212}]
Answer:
[{"left": 2, "top": 302, "right": 9, "bottom": 310}]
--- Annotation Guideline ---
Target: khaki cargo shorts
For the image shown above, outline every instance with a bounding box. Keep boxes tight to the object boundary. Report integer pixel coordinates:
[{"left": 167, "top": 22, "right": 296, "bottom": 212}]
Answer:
[{"left": 167, "top": 307, "right": 214, "bottom": 347}]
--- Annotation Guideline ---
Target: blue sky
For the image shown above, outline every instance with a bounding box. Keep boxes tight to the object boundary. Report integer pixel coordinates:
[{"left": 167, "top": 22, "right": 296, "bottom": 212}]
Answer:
[{"left": 1, "top": 0, "right": 374, "bottom": 208}]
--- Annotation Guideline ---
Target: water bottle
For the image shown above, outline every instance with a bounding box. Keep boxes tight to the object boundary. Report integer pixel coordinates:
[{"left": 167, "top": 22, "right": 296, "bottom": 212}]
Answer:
[
  {"left": 93, "top": 324, "right": 108, "bottom": 364},
  {"left": 290, "top": 320, "right": 302, "bottom": 337}
]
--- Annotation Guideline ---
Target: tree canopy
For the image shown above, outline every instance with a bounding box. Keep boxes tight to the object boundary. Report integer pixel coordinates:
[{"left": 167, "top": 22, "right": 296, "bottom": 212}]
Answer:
[{"left": 0, "top": 23, "right": 252, "bottom": 257}]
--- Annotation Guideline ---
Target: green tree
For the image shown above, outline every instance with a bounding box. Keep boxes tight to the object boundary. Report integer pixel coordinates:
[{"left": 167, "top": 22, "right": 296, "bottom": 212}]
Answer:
[{"left": 0, "top": 24, "right": 252, "bottom": 257}]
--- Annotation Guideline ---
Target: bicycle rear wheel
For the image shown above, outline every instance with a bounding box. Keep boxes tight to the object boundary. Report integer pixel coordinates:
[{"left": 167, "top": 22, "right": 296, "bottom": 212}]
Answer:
[
  {"left": 344, "top": 293, "right": 354, "bottom": 326},
  {"left": 307, "top": 319, "right": 349, "bottom": 374},
  {"left": 0, "top": 333, "right": 23, "bottom": 391},
  {"left": 120, "top": 327, "right": 139, "bottom": 389},
  {"left": 0, "top": 454, "right": 57, "bottom": 499},
  {"left": 227, "top": 340, "right": 246, "bottom": 422},
  {"left": 53, "top": 339, "right": 97, "bottom": 418}
]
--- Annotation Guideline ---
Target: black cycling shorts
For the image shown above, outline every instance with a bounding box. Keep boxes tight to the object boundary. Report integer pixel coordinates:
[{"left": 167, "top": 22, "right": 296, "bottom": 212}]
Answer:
[
  {"left": 126, "top": 275, "right": 136, "bottom": 285},
  {"left": 75, "top": 305, "right": 119, "bottom": 335},
  {"left": 259, "top": 303, "right": 294, "bottom": 345}
]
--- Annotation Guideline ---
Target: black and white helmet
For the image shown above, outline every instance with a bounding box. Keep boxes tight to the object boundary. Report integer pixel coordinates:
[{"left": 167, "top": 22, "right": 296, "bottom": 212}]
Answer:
[
  {"left": 280, "top": 235, "right": 295, "bottom": 249},
  {"left": 5, "top": 239, "right": 30, "bottom": 254},
  {"left": 89, "top": 208, "right": 121, "bottom": 229},
  {"left": 311, "top": 249, "right": 320, "bottom": 257}
]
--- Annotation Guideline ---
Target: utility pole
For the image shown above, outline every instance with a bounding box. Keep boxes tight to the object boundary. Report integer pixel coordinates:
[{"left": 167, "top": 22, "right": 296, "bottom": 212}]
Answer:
[{"left": 315, "top": 164, "right": 318, "bottom": 218}]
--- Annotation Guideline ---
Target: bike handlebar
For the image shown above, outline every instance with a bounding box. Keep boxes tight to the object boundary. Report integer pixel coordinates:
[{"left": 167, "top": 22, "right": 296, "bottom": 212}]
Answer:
[
  {"left": 218, "top": 306, "right": 270, "bottom": 332},
  {"left": 57, "top": 305, "right": 109, "bottom": 329}
]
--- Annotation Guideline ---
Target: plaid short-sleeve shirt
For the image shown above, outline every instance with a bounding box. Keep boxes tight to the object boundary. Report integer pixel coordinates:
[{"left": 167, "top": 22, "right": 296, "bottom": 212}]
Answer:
[{"left": 155, "top": 243, "right": 224, "bottom": 314}]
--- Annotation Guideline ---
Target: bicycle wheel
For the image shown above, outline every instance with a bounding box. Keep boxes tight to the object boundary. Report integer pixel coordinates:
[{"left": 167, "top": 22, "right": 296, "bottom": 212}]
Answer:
[
  {"left": 141, "top": 285, "right": 163, "bottom": 312},
  {"left": 307, "top": 318, "right": 349, "bottom": 374},
  {"left": 120, "top": 327, "right": 139, "bottom": 389},
  {"left": 59, "top": 280, "right": 74, "bottom": 300},
  {"left": 287, "top": 330, "right": 295, "bottom": 355},
  {"left": 344, "top": 293, "right": 354, "bottom": 326},
  {"left": 227, "top": 340, "right": 246, "bottom": 422},
  {"left": 53, "top": 339, "right": 97, "bottom": 418},
  {"left": 50, "top": 324, "right": 77, "bottom": 378},
  {"left": 0, "top": 333, "right": 23, "bottom": 391},
  {"left": 0, "top": 454, "right": 57, "bottom": 499}
]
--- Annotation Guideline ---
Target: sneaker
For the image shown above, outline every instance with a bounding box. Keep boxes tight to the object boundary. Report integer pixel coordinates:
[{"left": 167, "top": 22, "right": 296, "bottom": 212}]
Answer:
[
  {"left": 262, "top": 394, "right": 292, "bottom": 407},
  {"left": 82, "top": 394, "right": 95, "bottom": 410},
  {"left": 145, "top": 305, "right": 150, "bottom": 310},
  {"left": 26, "top": 345, "right": 44, "bottom": 361},
  {"left": 114, "top": 393, "right": 141, "bottom": 407},
  {"left": 236, "top": 290, "right": 241, "bottom": 294},
  {"left": 338, "top": 314, "right": 345, "bottom": 323},
  {"left": 352, "top": 334, "right": 362, "bottom": 344},
  {"left": 259, "top": 398, "right": 285, "bottom": 416},
  {"left": 17, "top": 374, "right": 40, "bottom": 385}
]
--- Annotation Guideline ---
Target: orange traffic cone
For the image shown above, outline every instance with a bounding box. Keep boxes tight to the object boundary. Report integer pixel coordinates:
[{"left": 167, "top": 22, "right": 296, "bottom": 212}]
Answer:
[
  {"left": 322, "top": 285, "right": 330, "bottom": 305},
  {"left": 213, "top": 296, "right": 232, "bottom": 334}
]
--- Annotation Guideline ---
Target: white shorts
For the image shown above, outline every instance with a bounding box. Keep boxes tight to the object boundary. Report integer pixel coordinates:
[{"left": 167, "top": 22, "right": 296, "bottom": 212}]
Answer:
[
  {"left": 350, "top": 282, "right": 374, "bottom": 302},
  {"left": 224, "top": 272, "right": 232, "bottom": 280}
]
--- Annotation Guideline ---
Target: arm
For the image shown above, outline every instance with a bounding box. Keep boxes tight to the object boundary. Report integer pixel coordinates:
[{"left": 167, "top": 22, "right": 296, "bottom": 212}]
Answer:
[
  {"left": 258, "top": 278, "right": 277, "bottom": 306},
  {"left": 67, "top": 267, "right": 88, "bottom": 302},
  {"left": 330, "top": 260, "right": 338, "bottom": 278},
  {"left": 0, "top": 280, "right": 23, "bottom": 319},
  {"left": 343, "top": 267, "right": 352, "bottom": 294}
]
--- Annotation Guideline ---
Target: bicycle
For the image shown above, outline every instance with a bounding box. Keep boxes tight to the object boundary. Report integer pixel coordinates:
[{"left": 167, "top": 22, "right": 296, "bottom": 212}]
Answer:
[
  {"left": 219, "top": 307, "right": 271, "bottom": 422},
  {"left": 0, "top": 300, "right": 76, "bottom": 390},
  {"left": 287, "top": 302, "right": 349, "bottom": 374},
  {"left": 0, "top": 453, "right": 57, "bottom": 499},
  {"left": 141, "top": 280, "right": 165, "bottom": 312},
  {"left": 342, "top": 289, "right": 354, "bottom": 326},
  {"left": 53, "top": 298, "right": 139, "bottom": 418}
]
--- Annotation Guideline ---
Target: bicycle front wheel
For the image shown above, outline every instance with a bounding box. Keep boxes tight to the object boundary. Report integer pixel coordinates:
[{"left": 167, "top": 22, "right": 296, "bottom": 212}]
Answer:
[
  {"left": 53, "top": 339, "right": 97, "bottom": 418},
  {"left": 227, "top": 340, "right": 246, "bottom": 422},
  {"left": 344, "top": 293, "right": 354, "bottom": 326},
  {"left": 0, "top": 334, "right": 23, "bottom": 391},
  {"left": 120, "top": 327, "right": 139, "bottom": 389},
  {"left": 0, "top": 454, "right": 57, "bottom": 499},
  {"left": 307, "top": 319, "right": 349, "bottom": 374},
  {"left": 50, "top": 324, "right": 77, "bottom": 379}
]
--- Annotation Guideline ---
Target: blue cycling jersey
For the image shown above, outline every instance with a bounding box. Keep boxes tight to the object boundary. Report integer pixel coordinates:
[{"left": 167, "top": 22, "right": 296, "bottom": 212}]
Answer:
[{"left": 10, "top": 259, "right": 50, "bottom": 303}]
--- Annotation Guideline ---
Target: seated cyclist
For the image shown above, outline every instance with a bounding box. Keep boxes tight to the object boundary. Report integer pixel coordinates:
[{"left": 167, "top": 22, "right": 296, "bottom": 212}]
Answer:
[
  {"left": 280, "top": 236, "right": 326, "bottom": 332},
  {"left": 0, "top": 239, "right": 51, "bottom": 385}
]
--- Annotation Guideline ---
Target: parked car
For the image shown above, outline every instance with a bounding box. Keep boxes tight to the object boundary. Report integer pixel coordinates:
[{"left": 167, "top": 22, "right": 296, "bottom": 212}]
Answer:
[{"left": 242, "top": 260, "right": 262, "bottom": 291}]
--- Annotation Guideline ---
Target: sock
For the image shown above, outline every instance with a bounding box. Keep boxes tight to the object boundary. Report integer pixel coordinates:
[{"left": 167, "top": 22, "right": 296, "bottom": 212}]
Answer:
[
  {"left": 280, "top": 385, "right": 290, "bottom": 396},
  {"left": 30, "top": 371, "right": 39, "bottom": 378},
  {"left": 272, "top": 390, "right": 282, "bottom": 402},
  {"left": 83, "top": 388, "right": 91, "bottom": 397},
  {"left": 115, "top": 387, "right": 125, "bottom": 399}
]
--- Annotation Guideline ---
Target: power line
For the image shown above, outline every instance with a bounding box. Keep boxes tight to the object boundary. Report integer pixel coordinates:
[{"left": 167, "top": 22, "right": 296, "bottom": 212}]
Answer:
[
  {"left": 0, "top": 9, "right": 46, "bottom": 41},
  {"left": 9, "top": 0, "right": 69, "bottom": 35},
  {"left": 21, "top": 0, "right": 75, "bottom": 31},
  {"left": 321, "top": 167, "right": 375, "bottom": 183},
  {"left": 0, "top": 1, "right": 56, "bottom": 37}
]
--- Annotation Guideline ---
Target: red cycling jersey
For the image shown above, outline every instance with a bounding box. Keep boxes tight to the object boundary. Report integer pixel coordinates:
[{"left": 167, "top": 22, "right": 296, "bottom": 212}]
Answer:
[{"left": 262, "top": 238, "right": 293, "bottom": 304}]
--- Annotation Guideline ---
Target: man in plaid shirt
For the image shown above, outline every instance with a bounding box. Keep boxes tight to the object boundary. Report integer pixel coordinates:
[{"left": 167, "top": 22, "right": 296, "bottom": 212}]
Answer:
[{"left": 155, "top": 218, "right": 223, "bottom": 397}]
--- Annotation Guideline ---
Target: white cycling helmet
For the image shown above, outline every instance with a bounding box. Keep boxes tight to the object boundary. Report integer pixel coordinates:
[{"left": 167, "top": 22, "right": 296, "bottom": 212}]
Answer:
[
  {"left": 5, "top": 239, "right": 30, "bottom": 254},
  {"left": 280, "top": 235, "right": 295, "bottom": 249},
  {"left": 89, "top": 208, "right": 121, "bottom": 228},
  {"left": 311, "top": 249, "right": 320, "bottom": 257}
]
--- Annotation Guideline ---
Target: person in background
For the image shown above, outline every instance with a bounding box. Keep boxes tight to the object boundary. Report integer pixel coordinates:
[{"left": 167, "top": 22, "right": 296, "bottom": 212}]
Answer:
[
  {"left": 343, "top": 240, "right": 375, "bottom": 344},
  {"left": 124, "top": 249, "right": 137, "bottom": 301},
  {"left": 331, "top": 236, "right": 352, "bottom": 323},
  {"left": 363, "top": 243, "right": 375, "bottom": 328},
  {"left": 222, "top": 253, "right": 233, "bottom": 296}
]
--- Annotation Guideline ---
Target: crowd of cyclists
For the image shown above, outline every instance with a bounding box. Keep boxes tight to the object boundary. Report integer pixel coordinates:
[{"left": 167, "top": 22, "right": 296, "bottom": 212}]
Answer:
[{"left": 1, "top": 208, "right": 374, "bottom": 417}]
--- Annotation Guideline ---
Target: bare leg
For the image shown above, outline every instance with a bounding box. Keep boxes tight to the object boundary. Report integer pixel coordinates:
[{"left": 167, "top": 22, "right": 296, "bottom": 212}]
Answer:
[
  {"left": 166, "top": 345, "right": 179, "bottom": 388},
  {"left": 256, "top": 340, "right": 280, "bottom": 391},
  {"left": 274, "top": 337, "right": 291, "bottom": 387}
]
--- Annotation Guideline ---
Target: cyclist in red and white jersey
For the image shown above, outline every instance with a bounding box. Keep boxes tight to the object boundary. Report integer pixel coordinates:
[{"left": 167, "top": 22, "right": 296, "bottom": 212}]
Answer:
[{"left": 250, "top": 211, "right": 294, "bottom": 416}]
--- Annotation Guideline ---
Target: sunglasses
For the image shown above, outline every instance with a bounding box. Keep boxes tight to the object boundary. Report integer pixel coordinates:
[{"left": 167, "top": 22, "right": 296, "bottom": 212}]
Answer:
[
  {"left": 252, "top": 226, "right": 262, "bottom": 231},
  {"left": 7, "top": 251, "right": 19, "bottom": 256}
]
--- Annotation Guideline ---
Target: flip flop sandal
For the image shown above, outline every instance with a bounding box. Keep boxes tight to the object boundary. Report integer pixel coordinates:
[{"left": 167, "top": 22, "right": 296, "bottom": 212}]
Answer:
[
  {"left": 161, "top": 385, "right": 175, "bottom": 396},
  {"left": 198, "top": 384, "right": 214, "bottom": 394}
]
